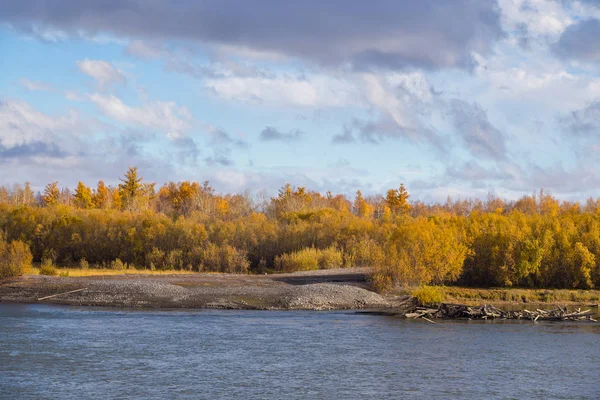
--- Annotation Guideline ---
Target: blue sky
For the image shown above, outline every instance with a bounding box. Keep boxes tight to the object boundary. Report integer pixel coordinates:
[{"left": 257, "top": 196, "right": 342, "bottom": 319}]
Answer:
[{"left": 1, "top": 0, "right": 600, "bottom": 202}]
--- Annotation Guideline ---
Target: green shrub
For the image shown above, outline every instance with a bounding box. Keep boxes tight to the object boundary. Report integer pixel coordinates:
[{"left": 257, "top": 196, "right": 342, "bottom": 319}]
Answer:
[
  {"left": 412, "top": 285, "right": 445, "bottom": 305},
  {"left": 39, "top": 259, "right": 58, "bottom": 276},
  {"left": 0, "top": 239, "right": 33, "bottom": 279}
]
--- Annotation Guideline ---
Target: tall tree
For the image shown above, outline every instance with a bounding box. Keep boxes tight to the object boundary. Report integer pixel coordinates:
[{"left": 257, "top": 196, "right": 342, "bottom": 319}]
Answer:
[
  {"left": 42, "top": 181, "right": 60, "bottom": 206},
  {"left": 22, "top": 182, "right": 35, "bottom": 206},
  {"left": 118, "top": 167, "right": 147, "bottom": 211},
  {"left": 386, "top": 183, "right": 411, "bottom": 214},
  {"left": 353, "top": 190, "right": 373, "bottom": 218},
  {"left": 93, "top": 181, "right": 110, "bottom": 209},
  {"left": 74, "top": 181, "right": 93, "bottom": 209}
]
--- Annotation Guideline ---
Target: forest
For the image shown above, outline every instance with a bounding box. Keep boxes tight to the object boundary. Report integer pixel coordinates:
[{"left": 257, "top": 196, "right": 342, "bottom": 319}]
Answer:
[{"left": 1, "top": 166, "right": 600, "bottom": 291}]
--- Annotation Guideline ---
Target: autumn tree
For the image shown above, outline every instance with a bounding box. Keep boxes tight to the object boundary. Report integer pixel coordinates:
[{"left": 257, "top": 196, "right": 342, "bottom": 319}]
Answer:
[
  {"left": 118, "top": 167, "right": 155, "bottom": 212},
  {"left": 93, "top": 181, "right": 110, "bottom": 209},
  {"left": 42, "top": 182, "right": 60, "bottom": 206},
  {"left": 386, "top": 183, "right": 411, "bottom": 214},
  {"left": 74, "top": 182, "right": 93, "bottom": 209},
  {"left": 353, "top": 190, "right": 373, "bottom": 218}
]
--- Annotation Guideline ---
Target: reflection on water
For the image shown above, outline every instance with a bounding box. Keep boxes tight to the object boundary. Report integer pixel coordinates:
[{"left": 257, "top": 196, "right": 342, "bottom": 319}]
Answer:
[{"left": 1, "top": 303, "right": 599, "bottom": 399}]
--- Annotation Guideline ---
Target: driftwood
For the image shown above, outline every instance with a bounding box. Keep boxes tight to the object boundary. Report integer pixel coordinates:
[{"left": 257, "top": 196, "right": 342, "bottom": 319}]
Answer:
[
  {"left": 38, "top": 288, "right": 87, "bottom": 301},
  {"left": 405, "top": 303, "right": 598, "bottom": 322}
]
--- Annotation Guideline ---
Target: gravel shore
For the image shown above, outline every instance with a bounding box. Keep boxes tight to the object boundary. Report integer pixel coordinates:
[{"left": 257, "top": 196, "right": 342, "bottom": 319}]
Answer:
[{"left": 0, "top": 268, "right": 406, "bottom": 311}]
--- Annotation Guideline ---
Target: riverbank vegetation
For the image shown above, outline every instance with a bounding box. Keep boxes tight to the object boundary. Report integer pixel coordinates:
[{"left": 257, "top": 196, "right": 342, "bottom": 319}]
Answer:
[
  {"left": 3, "top": 167, "right": 600, "bottom": 292},
  {"left": 0, "top": 234, "right": 33, "bottom": 279},
  {"left": 404, "top": 286, "right": 600, "bottom": 306}
]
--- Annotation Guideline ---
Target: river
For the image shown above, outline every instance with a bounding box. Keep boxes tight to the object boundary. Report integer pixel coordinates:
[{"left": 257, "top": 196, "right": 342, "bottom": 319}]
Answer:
[{"left": 1, "top": 303, "right": 599, "bottom": 399}]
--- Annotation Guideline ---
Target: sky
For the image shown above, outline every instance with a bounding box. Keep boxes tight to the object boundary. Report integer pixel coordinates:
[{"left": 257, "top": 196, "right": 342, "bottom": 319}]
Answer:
[{"left": 1, "top": 0, "right": 600, "bottom": 202}]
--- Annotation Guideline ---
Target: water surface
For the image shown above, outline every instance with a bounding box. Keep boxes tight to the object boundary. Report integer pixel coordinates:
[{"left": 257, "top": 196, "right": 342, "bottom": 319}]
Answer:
[{"left": 1, "top": 303, "right": 599, "bottom": 399}]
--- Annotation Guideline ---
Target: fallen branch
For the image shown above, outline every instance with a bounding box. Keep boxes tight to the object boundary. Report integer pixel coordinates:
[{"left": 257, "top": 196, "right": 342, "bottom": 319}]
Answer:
[
  {"left": 405, "top": 303, "right": 599, "bottom": 322},
  {"left": 38, "top": 288, "right": 87, "bottom": 301}
]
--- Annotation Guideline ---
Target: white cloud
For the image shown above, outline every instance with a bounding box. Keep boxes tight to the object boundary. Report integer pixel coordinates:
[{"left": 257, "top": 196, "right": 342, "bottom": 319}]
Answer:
[
  {"left": 499, "top": 0, "right": 572, "bottom": 41},
  {"left": 205, "top": 72, "right": 360, "bottom": 108},
  {"left": 125, "top": 40, "right": 166, "bottom": 60},
  {"left": 0, "top": 99, "right": 85, "bottom": 148},
  {"left": 88, "top": 93, "right": 192, "bottom": 139},
  {"left": 76, "top": 59, "right": 127, "bottom": 88},
  {"left": 19, "top": 78, "right": 53, "bottom": 92}
]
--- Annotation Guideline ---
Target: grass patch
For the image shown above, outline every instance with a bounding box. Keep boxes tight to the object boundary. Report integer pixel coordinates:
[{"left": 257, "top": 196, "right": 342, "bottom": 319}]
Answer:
[
  {"left": 411, "top": 285, "right": 444, "bottom": 306},
  {"left": 392, "top": 286, "right": 600, "bottom": 306},
  {"left": 442, "top": 287, "right": 600, "bottom": 305}
]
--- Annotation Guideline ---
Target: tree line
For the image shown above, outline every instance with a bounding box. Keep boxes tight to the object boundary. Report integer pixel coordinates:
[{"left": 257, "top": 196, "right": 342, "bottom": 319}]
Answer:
[{"left": 1, "top": 167, "right": 600, "bottom": 291}]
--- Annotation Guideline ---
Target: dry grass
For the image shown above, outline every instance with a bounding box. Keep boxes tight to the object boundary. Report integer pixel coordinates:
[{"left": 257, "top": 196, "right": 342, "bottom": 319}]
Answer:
[
  {"left": 30, "top": 267, "right": 197, "bottom": 277},
  {"left": 437, "top": 287, "right": 600, "bottom": 305}
]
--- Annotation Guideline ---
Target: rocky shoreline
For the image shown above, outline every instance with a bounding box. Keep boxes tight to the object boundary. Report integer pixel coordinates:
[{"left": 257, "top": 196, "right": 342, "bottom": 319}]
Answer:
[{"left": 0, "top": 268, "right": 411, "bottom": 311}]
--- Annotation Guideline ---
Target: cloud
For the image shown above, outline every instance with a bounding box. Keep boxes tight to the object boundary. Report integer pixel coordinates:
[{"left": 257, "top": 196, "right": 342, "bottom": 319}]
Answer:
[
  {"left": 204, "top": 125, "right": 248, "bottom": 148},
  {"left": 125, "top": 40, "right": 166, "bottom": 60},
  {"left": 88, "top": 93, "right": 192, "bottom": 139},
  {"left": 205, "top": 72, "right": 359, "bottom": 108},
  {"left": 19, "top": 78, "right": 53, "bottom": 91},
  {"left": 332, "top": 126, "right": 356, "bottom": 144},
  {"left": 260, "top": 126, "right": 303, "bottom": 142},
  {"left": 449, "top": 99, "right": 507, "bottom": 160},
  {"left": 553, "top": 19, "right": 600, "bottom": 63},
  {"left": 201, "top": 124, "right": 248, "bottom": 167},
  {"left": 446, "top": 161, "right": 510, "bottom": 182},
  {"left": 0, "top": 99, "right": 86, "bottom": 149},
  {"left": 0, "top": 98, "right": 187, "bottom": 189},
  {"left": 76, "top": 59, "right": 127, "bottom": 88},
  {"left": 204, "top": 152, "right": 234, "bottom": 167},
  {"left": 498, "top": 0, "right": 572, "bottom": 45},
  {"left": 560, "top": 100, "right": 600, "bottom": 137},
  {"left": 2, "top": 0, "right": 504, "bottom": 71},
  {"left": 0, "top": 141, "right": 66, "bottom": 159}
]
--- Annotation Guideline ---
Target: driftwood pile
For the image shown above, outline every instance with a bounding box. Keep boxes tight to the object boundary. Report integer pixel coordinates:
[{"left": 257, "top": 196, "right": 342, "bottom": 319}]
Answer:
[{"left": 406, "top": 303, "right": 598, "bottom": 322}]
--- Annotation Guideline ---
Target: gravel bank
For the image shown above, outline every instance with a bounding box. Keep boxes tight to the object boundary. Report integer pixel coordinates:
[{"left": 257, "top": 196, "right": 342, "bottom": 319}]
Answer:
[{"left": 0, "top": 268, "right": 400, "bottom": 311}]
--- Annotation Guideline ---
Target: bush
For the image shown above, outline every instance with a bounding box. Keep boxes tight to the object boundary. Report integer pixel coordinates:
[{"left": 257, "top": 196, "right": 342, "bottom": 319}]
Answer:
[
  {"left": 274, "top": 246, "right": 345, "bottom": 272},
  {"left": 110, "top": 258, "right": 126, "bottom": 270},
  {"left": 79, "top": 258, "right": 89, "bottom": 270},
  {"left": 370, "top": 269, "right": 394, "bottom": 293},
  {"left": 0, "top": 239, "right": 33, "bottom": 279},
  {"left": 275, "top": 247, "right": 319, "bottom": 272},
  {"left": 412, "top": 285, "right": 444, "bottom": 305},
  {"left": 39, "top": 259, "right": 58, "bottom": 276},
  {"left": 317, "top": 246, "right": 343, "bottom": 269},
  {"left": 146, "top": 247, "right": 166, "bottom": 270},
  {"left": 200, "top": 243, "right": 250, "bottom": 273},
  {"left": 346, "top": 238, "right": 384, "bottom": 268}
]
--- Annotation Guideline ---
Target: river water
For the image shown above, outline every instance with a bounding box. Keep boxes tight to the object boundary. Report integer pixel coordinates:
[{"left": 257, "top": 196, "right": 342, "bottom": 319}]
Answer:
[{"left": 1, "top": 303, "right": 599, "bottom": 399}]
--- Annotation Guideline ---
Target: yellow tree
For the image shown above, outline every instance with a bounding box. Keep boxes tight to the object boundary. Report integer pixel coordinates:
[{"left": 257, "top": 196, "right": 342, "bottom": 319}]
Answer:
[
  {"left": 386, "top": 184, "right": 411, "bottom": 214},
  {"left": 93, "top": 181, "right": 110, "bottom": 209},
  {"left": 111, "top": 188, "right": 122, "bottom": 210},
  {"left": 353, "top": 190, "right": 373, "bottom": 218},
  {"left": 74, "top": 181, "right": 93, "bottom": 209},
  {"left": 42, "top": 181, "right": 60, "bottom": 206}
]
